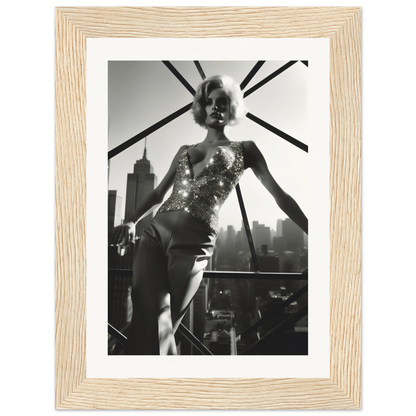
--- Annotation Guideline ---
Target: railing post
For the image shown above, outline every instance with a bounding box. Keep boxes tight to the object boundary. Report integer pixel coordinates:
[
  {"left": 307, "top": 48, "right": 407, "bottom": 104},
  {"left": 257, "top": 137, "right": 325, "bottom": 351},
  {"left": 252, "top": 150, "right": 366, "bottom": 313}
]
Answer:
[{"left": 230, "top": 327, "right": 238, "bottom": 355}]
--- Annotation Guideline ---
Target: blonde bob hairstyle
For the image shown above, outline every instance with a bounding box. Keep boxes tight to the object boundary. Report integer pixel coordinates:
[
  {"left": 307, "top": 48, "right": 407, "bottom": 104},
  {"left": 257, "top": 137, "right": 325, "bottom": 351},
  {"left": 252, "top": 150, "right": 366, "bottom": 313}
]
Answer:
[{"left": 191, "top": 75, "right": 247, "bottom": 128}]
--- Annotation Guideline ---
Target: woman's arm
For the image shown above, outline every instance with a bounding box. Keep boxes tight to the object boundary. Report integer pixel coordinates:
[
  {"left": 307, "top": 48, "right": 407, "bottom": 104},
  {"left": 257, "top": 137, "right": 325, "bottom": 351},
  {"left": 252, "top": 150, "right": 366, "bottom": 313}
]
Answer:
[
  {"left": 243, "top": 140, "right": 308, "bottom": 234},
  {"left": 110, "top": 145, "right": 189, "bottom": 246}
]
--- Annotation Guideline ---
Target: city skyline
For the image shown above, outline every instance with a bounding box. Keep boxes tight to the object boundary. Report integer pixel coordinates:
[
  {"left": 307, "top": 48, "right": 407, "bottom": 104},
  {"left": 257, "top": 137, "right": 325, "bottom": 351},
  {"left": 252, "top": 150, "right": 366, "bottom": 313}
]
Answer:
[
  {"left": 108, "top": 149, "right": 308, "bottom": 271},
  {"left": 108, "top": 138, "right": 303, "bottom": 232},
  {"left": 108, "top": 145, "right": 307, "bottom": 253},
  {"left": 109, "top": 182, "right": 306, "bottom": 243}
]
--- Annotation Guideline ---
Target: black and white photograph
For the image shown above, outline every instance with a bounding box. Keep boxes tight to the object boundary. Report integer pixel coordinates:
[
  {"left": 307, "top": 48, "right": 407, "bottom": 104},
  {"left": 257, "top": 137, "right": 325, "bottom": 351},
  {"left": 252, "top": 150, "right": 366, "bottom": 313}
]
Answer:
[{"left": 106, "top": 60, "right": 309, "bottom": 356}]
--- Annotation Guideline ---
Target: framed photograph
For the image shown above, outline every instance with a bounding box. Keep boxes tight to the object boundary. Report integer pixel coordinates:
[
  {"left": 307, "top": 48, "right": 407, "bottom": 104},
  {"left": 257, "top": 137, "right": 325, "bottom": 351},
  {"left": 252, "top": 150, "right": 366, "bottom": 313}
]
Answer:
[{"left": 55, "top": 7, "right": 361, "bottom": 409}]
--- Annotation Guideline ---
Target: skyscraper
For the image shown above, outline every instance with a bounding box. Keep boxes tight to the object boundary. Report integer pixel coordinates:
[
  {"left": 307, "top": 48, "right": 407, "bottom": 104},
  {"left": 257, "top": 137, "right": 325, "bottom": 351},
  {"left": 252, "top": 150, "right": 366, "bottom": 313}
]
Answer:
[
  {"left": 225, "top": 225, "right": 236, "bottom": 265},
  {"left": 108, "top": 190, "right": 122, "bottom": 240},
  {"left": 252, "top": 221, "right": 271, "bottom": 252},
  {"left": 282, "top": 218, "right": 304, "bottom": 251},
  {"left": 124, "top": 140, "right": 157, "bottom": 237},
  {"left": 276, "top": 219, "right": 283, "bottom": 238}
]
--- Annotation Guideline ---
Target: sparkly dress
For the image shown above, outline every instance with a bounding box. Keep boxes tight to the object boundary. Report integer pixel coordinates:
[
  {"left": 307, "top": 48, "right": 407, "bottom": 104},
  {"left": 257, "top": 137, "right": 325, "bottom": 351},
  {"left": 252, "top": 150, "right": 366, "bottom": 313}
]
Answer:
[{"left": 158, "top": 141, "right": 245, "bottom": 235}]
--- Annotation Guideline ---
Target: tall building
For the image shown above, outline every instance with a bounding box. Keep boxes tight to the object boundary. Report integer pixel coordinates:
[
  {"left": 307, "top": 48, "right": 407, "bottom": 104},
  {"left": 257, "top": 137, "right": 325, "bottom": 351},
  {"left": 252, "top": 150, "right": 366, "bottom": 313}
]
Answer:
[
  {"left": 108, "top": 190, "right": 122, "bottom": 240},
  {"left": 124, "top": 140, "right": 157, "bottom": 237},
  {"left": 252, "top": 221, "right": 271, "bottom": 252},
  {"left": 192, "top": 278, "right": 209, "bottom": 343},
  {"left": 282, "top": 218, "right": 304, "bottom": 251},
  {"left": 225, "top": 225, "right": 236, "bottom": 265},
  {"left": 276, "top": 219, "right": 283, "bottom": 238}
]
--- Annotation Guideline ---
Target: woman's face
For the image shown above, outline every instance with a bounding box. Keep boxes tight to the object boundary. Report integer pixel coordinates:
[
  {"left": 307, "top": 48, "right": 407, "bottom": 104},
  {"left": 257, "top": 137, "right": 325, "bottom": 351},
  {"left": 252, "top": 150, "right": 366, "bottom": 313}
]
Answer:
[{"left": 204, "top": 88, "right": 231, "bottom": 128}]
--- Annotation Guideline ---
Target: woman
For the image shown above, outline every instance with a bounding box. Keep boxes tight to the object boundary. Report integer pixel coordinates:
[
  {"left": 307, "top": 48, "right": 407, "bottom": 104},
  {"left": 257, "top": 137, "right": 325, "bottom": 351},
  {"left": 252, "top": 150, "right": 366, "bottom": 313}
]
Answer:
[{"left": 111, "top": 75, "right": 308, "bottom": 355}]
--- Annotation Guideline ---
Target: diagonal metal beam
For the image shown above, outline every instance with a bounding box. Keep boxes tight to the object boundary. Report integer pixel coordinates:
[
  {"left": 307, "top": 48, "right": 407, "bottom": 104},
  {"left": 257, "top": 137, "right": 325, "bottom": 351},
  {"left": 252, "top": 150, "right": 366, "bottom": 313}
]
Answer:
[
  {"left": 238, "top": 284, "right": 308, "bottom": 340},
  {"left": 108, "top": 102, "right": 192, "bottom": 160},
  {"left": 108, "top": 323, "right": 127, "bottom": 346},
  {"left": 243, "top": 61, "right": 298, "bottom": 98},
  {"left": 109, "top": 60, "right": 304, "bottom": 159},
  {"left": 193, "top": 61, "right": 206, "bottom": 80},
  {"left": 177, "top": 324, "right": 214, "bottom": 355},
  {"left": 163, "top": 61, "right": 195, "bottom": 96},
  {"left": 246, "top": 112, "right": 308, "bottom": 153},
  {"left": 241, "top": 305, "right": 308, "bottom": 355},
  {"left": 239, "top": 61, "right": 266, "bottom": 90}
]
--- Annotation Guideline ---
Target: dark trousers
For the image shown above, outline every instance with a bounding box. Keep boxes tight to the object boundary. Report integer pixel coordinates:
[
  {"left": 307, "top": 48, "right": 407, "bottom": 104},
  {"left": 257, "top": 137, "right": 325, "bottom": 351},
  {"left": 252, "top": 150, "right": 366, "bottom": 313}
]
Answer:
[{"left": 125, "top": 211, "right": 216, "bottom": 355}]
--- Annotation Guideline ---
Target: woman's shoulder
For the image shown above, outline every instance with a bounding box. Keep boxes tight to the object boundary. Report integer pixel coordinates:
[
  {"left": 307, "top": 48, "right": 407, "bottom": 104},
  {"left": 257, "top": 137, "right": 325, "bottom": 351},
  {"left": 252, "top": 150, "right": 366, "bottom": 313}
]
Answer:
[
  {"left": 240, "top": 141, "right": 263, "bottom": 168},
  {"left": 170, "top": 145, "right": 192, "bottom": 164},
  {"left": 176, "top": 144, "right": 192, "bottom": 153},
  {"left": 241, "top": 140, "right": 258, "bottom": 152}
]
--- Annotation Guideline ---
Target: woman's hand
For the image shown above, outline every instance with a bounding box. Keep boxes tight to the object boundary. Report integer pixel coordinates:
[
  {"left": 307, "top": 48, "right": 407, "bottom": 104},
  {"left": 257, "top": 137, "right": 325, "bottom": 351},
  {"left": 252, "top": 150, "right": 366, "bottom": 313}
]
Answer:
[{"left": 110, "top": 222, "right": 136, "bottom": 247}]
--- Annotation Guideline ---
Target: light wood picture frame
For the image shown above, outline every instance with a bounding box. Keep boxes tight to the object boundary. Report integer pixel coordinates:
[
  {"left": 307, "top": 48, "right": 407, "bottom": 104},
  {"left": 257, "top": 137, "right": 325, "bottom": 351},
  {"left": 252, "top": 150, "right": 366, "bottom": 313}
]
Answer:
[{"left": 55, "top": 7, "right": 361, "bottom": 409}]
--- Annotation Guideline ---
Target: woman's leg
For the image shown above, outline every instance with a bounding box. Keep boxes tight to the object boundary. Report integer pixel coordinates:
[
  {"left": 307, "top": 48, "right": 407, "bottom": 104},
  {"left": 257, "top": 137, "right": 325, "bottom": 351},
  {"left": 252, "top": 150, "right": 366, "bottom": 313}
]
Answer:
[
  {"left": 169, "top": 249, "right": 209, "bottom": 334},
  {"left": 164, "top": 212, "right": 216, "bottom": 334},
  {"left": 125, "top": 211, "right": 215, "bottom": 354},
  {"left": 125, "top": 226, "right": 177, "bottom": 355}
]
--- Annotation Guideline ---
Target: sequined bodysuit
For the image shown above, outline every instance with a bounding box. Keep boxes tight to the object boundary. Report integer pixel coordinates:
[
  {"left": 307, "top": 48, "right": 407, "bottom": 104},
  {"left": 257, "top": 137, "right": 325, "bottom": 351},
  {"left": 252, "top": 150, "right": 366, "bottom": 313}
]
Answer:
[{"left": 158, "top": 141, "right": 245, "bottom": 235}]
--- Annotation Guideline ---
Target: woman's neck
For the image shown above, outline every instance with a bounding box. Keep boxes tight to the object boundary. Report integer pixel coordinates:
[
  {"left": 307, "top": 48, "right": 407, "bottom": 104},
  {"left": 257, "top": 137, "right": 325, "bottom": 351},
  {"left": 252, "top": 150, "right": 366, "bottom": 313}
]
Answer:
[{"left": 203, "top": 127, "right": 229, "bottom": 143}]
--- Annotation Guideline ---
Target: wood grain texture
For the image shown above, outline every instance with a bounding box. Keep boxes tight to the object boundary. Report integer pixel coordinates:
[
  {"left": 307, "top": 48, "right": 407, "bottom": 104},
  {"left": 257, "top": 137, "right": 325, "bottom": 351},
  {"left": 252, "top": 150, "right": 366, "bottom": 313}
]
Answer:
[
  {"left": 329, "top": 9, "right": 361, "bottom": 408},
  {"left": 55, "top": 6, "right": 361, "bottom": 409},
  {"left": 57, "top": 6, "right": 359, "bottom": 38},
  {"left": 58, "top": 378, "right": 356, "bottom": 410},
  {"left": 55, "top": 8, "right": 87, "bottom": 407}
]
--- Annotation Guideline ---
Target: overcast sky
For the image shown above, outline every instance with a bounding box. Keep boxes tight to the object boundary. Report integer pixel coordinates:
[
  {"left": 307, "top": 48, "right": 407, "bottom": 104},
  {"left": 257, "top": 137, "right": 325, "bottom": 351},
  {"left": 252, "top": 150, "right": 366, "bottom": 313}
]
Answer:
[{"left": 108, "top": 60, "right": 308, "bottom": 232}]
